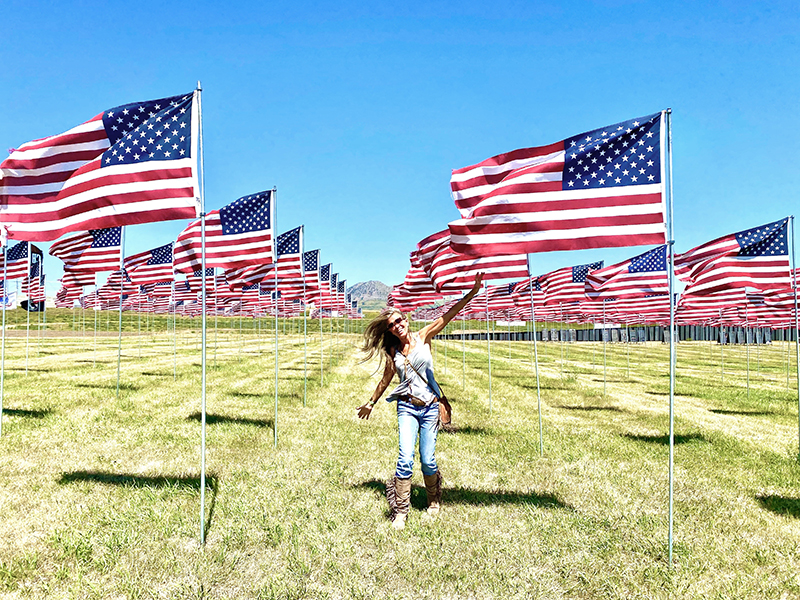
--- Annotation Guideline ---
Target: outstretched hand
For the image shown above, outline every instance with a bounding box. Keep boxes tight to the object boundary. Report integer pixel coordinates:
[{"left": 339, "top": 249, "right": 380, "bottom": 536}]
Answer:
[
  {"left": 470, "top": 272, "right": 484, "bottom": 295},
  {"left": 357, "top": 404, "right": 373, "bottom": 420}
]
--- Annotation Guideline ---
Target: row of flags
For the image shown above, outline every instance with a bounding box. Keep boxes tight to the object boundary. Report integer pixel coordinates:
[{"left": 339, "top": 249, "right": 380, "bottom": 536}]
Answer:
[
  {"left": 393, "top": 214, "right": 795, "bottom": 329},
  {"left": 0, "top": 90, "right": 362, "bottom": 318}
]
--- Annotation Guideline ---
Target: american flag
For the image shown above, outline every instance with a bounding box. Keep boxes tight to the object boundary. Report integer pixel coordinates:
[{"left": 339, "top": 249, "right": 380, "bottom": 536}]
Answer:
[
  {"left": 538, "top": 261, "right": 603, "bottom": 305},
  {"left": 48, "top": 227, "right": 121, "bottom": 272},
  {"left": 448, "top": 112, "right": 667, "bottom": 257},
  {"left": 303, "top": 249, "right": 320, "bottom": 297},
  {"left": 187, "top": 268, "right": 215, "bottom": 293},
  {"left": 0, "top": 241, "right": 31, "bottom": 280},
  {"left": 260, "top": 226, "right": 305, "bottom": 299},
  {"left": 60, "top": 269, "right": 96, "bottom": 289},
  {"left": 98, "top": 269, "right": 137, "bottom": 300},
  {"left": 486, "top": 282, "right": 517, "bottom": 312},
  {"left": 0, "top": 93, "right": 199, "bottom": 241},
  {"left": 676, "top": 218, "right": 791, "bottom": 296},
  {"left": 124, "top": 242, "right": 174, "bottom": 284},
  {"left": 585, "top": 245, "right": 668, "bottom": 299},
  {"left": 23, "top": 260, "right": 45, "bottom": 302},
  {"left": 413, "top": 230, "right": 528, "bottom": 292},
  {"left": 173, "top": 190, "right": 274, "bottom": 274},
  {"left": 55, "top": 286, "right": 82, "bottom": 308}
]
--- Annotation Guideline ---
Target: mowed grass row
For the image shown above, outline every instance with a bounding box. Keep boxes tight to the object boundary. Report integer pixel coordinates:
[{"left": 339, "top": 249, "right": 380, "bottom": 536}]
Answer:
[{"left": 0, "top": 327, "right": 799, "bottom": 599}]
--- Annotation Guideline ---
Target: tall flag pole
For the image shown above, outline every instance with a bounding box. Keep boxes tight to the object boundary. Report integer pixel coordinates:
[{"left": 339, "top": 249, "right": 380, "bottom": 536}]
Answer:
[
  {"left": 273, "top": 187, "right": 279, "bottom": 448},
  {"left": 197, "top": 81, "right": 208, "bottom": 546},
  {"left": 116, "top": 230, "right": 126, "bottom": 398},
  {"left": 526, "top": 257, "right": 544, "bottom": 456},
  {"left": 485, "top": 281, "right": 492, "bottom": 415},
  {"left": 24, "top": 243, "right": 32, "bottom": 376},
  {"left": 0, "top": 240, "right": 7, "bottom": 437},
  {"left": 792, "top": 216, "right": 800, "bottom": 461},
  {"left": 665, "top": 108, "right": 677, "bottom": 565}
]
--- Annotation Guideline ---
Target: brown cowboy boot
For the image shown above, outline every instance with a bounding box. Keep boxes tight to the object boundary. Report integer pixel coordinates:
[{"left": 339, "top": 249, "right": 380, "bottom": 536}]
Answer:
[
  {"left": 423, "top": 470, "right": 442, "bottom": 516},
  {"left": 387, "top": 476, "right": 412, "bottom": 530}
]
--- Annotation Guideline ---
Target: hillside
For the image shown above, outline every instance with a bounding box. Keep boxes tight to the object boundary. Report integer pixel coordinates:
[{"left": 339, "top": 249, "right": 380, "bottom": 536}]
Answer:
[{"left": 347, "top": 280, "right": 390, "bottom": 310}]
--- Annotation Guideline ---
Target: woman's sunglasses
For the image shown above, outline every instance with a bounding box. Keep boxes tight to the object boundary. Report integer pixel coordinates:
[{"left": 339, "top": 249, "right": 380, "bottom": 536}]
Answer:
[{"left": 387, "top": 316, "right": 404, "bottom": 329}]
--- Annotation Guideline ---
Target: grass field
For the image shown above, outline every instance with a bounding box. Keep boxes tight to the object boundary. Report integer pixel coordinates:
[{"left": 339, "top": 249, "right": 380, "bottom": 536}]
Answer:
[{"left": 1, "top": 310, "right": 799, "bottom": 599}]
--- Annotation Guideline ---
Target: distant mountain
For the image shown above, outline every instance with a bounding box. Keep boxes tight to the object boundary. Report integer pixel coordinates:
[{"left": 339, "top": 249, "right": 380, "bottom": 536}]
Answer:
[{"left": 348, "top": 280, "right": 390, "bottom": 310}]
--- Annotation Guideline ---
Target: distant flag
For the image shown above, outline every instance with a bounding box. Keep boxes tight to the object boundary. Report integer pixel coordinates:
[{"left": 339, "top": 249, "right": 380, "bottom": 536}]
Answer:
[
  {"left": 303, "top": 249, "right": 320, "bottom": 297},
  {"left": 259, "top": 226, "right": 305, "bottom": 299},
  {"left": 48, "top": 227, "right": 122, "bottom": 272},
  {"left": 0, "top": 93, "right": 200, "bottom": 241},
  {"left": 538, "top": 261, "right": 603, "bottom": 305},
  {"left": 173, "top": 190, "right": 275, "bottom": 274},
  {"left": 124, "top": 242, "right": 174, "bottom": 285},
  {"left": 676, "top": 218, "right": 791, "bottom": 295},
  {"left": 0, "top": 241, "right": 31, "bottom": 280},
  {"left": 448, "top": 112, "right": 667, "bottom": 256},
  {"left": 585, "top": 245, "right": 668, "bottom": 299}
]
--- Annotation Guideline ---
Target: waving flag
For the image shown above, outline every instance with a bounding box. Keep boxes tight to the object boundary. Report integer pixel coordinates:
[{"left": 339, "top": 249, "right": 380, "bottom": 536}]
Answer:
[
  {"left": 0, "top": 241, "right": 31, "bottom": 280},
  {"left": 585, "top": 245, "right": 668, "bottom": 299},
  {"left": 0, "top": 93, "right": 199, "bottom": 241},
  {"left": 448, "top": 112, "right": 666, "bottom": 256},
  {"left": 676, "top": 218, "right": 791, "bottom": 295},
  {"left": 539, "top": 261, "right": 603, "bottom": 305},
  {"left": 124, "top": 242, "right": 174, "bottom": 284},
  {"left": 303, "top": 249, "right": 320, "bottom": 297},
  {"left": 60, "top": 269, "right": 96, "bottom": 289},
  {"left": 48, "top": 227, "right": 121, "bottom": 272},
  {"left": 260, "top": 227, "right": 305, "bottom": 299},
  {"left": 173, "top": 190, "right": 274, "bottom": 274}
]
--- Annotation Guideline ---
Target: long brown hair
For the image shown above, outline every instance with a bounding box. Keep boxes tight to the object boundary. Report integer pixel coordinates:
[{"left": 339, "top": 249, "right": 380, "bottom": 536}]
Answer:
[{"left": 361, "top": 307, "right": 406, "bottom": 365}]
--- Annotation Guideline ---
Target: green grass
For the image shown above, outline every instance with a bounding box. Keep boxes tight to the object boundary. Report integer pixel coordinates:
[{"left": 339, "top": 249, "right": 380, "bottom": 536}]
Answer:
[{"left": 0, "top": 323, "right": 799, "bottom": 598}]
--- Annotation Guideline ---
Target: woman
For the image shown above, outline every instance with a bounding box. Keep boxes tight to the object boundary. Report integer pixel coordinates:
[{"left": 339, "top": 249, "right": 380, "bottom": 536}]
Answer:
[{"left": 357, "top": 273, "right": 483, "bottom": 530}]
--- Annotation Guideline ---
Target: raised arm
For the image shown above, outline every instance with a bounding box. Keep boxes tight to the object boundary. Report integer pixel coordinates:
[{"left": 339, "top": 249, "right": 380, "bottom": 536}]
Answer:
[
  {"left": 420, "top": 273, "right": 484, "bottom": 345},
  {"left": 357, "top": 354, "right": 396, "bottom": 419}
]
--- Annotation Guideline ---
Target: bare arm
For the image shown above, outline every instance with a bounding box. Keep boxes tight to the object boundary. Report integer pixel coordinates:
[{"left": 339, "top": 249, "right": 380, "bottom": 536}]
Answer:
[
  {"left": 420, "top": 273, "right": 484, "bottom": 345},
  {"left": 357, "top": 355, "right": 396, "bottom": 419}
]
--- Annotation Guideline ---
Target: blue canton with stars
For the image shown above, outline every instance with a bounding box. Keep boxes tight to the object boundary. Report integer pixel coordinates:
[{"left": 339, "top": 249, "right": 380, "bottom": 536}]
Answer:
[
  {"left": 563, "top": 112, "right": 661, "bottom": 190},
  {"left": 277, "top": 227, "right": 302, "bottom": 256},
  {"left": 735, "top": 218, "right": 788, "bottom": 257},
  {"left": 320, "top": 264, "right": 331, "bottom": 282},
  {"left": 572, "top": 262, "right": 604, "bottom": 282},
  {"left": 148, "top": 243, "right": 173, "bottom": 265},
  {"left": 303, "top": 250, "right": 319, "bottom": 272},
  {"left": 90, "top": 227, "right": 122, "bottom": 248},
  {"left": 101, "top": 93, "right": 193, "bottom": 166},
  {"left": 338, "top": 281, "right": 346, "bottom": 294},
  {"left": 220, "top": 191, "right": 273, "bottom": 236},
  {"left": 629, "top": 245, "right": 667, "bottom": 273},
  {"left": 331, "top": 273, "right": 338, "bottom": 290},
  {"left": 192, "top": 268, "right": 215, "bottom": 278},
  {"left": 7, "top": 241, "right": 28, "bottom": 262}
]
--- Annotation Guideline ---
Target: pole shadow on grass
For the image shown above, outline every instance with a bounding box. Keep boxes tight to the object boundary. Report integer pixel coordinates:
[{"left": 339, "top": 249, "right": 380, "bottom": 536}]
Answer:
[
  {"left": 354, "top": 480, "right": 572, "bottom": 512},
  {"left": 75, "top": 382, "right": 141, "bottom": 391},
  {"left": 709, "top": 409, "right": 776, "bottom": 417},
  {"left": 756, "top": 494, "right": 800, "bottom": 519},
  {"left": 4, "top": 407, "right": 53, "bottom": 418},
  {"left": 620, "top": 432, "right": 709, "bottom": 445},
  {"left": 186, "top": 411, "right": 272, "bottom": 428},
  {"left": 557, "top": 405, "right": 628, "bottom": 413}
]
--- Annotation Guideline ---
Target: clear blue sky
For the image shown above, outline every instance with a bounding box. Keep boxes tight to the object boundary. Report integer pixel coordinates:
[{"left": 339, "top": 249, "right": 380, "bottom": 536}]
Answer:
[{"left": 2, "top": 0, "right": 798, "bottom": 295}]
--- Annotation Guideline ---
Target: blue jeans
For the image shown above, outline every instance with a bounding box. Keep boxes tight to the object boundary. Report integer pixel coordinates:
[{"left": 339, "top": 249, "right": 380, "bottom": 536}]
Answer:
[{"left": 395, "top": 400, "right": 439, "bottom": 479}]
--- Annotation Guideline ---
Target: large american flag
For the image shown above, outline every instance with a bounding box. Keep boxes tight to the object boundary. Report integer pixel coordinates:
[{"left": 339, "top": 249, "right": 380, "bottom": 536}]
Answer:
[
  {"left": 48, "top": 227, "right": 121, "bottom": 272},
  {"left": 676, "top": 218, "right": 791, "bottom": 295},
  {"left": 0, "top": 93, "right": 199, "bottom": 241},
  {"left": 448, "top": 112, "right": 667, "bottom": 257},
  {"left": 124, "top": 242, "right": 174, "bottom": 285},
  {"left": 538, "top": 261, "right": 603, "bottom": 305},
  {"left": 0, "top": 241, "right": 31, "bottom": 280},
  {"left": 585, "top": 245, "right": 668, "bottom": 299},
  {"left": 173, "top": 190, "right": 274, "bottom": 274}
]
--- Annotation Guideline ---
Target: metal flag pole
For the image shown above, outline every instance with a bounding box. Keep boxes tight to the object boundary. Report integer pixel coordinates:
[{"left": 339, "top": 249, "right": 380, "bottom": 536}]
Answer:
[
  {"left": 116, "top": 228, "right": 127, "bottom": 398},
  {"left": 25, "top": 244, "right": 32, "bottom": 376},
  {"left": 791, "top": 215, "right": 800, "bottom": 461},
  {"left": 0, "top": 245, "right": 8, "bottom": 437},
  {"left": 94, "top": 281, "right": 98, "bottom": 367},
  {"left": 603, "top": 301, "right": 607, "bottom": 398},
  {"left": 273, "top": 187, "right": 279, "bottom": 448},
  {"left": 196, "top": 82, "right": 209, "bottom": 545},
  {"left": 746, "top": 306, "right": 750, "bottom": 401},
  {"left": 172, "top": 281, "right": 177, "bottom": 380},
  {"left": 526, "top": 257, "right": 544, "bottom": 456},
  {"left": 665, "top": 108, "right": 677, "bottom": 565},
  {"left": 485, "top": 281, "right": 492, "bottom": 415},
  {"left": 303, "top": 285, "right": 308, "bottom": 408},
  {"left": 720, "top": 310, "right": 724, "bottom": 383}
]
